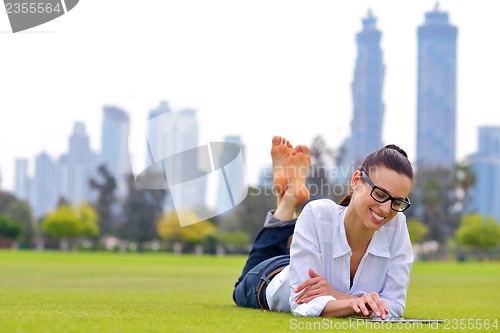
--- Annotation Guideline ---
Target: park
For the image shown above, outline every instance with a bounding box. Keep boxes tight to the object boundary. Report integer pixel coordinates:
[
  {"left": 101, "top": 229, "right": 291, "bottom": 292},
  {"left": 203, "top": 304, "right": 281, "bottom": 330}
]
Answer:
[{"left": 0, "top": 251, "right": 498, "bottom": 333}]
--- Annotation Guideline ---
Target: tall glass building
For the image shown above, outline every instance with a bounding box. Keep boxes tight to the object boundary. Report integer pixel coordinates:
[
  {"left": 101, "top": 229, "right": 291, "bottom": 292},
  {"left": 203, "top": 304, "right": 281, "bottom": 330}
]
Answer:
[
  {"left": 101, "top": 106, "right": 130, "bottom": 197},
  {"left": 416, "top": 4, "right": 458, "bottom": 170},
  {"left": 339, "top": 10, "right": 385, "bottom": 180},
  {"left": 34, "top": 152, "right": 57, "bottom": 218},
  {"left": 469, "top": 127, "right": 500, "bottom": 222},
  {"left": 14, "top": 158, "right": 29, "bottom": 201},
  {"left": 67, "top": 122, "right": 99, "bottom": 205},
  {"left": 146, "top": 102, "right": 204, "bottom": 212}
]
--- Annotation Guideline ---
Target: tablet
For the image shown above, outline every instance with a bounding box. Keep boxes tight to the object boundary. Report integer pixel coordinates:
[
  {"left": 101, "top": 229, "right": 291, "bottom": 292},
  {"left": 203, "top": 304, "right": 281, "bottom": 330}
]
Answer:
[{"left": 352, "top": 317, "right": 444, "bottom": 323}]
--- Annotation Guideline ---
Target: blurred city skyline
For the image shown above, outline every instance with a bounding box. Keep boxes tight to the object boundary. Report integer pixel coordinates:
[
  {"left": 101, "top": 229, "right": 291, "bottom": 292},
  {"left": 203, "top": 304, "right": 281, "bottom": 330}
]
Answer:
[{"left": 1, "top": 0, "right": 500, "bottom": 192}]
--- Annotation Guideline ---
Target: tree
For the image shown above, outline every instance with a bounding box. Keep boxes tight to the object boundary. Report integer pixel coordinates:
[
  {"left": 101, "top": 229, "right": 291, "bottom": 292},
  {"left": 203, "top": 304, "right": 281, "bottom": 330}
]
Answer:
[
  {"left": 454, "top": 163, "right": 476, "bottom": 201},
  {"left": 414, "top": 167, "right": 459, "bottom": 243},
  {"left": 0, "top": 215, "right": 23, "bottom": 243},
  {"left": 157, "top": 211, "right": 217, "bottom": 253},
  {"left": 77, "top": 203, "right": 100, "bottom": 237},
  {"left": 456, "top": 214, "right": 500, "bottom": 250},
  {"left": 230, "top": 186, "right": 275, "bottom": 242},
  {"left": 120, "top": 174, "right": 166, "bottom": 250},
  {"left": 453, "top": 162, "right": 476, "bottom": 214},
  {"left": 157, "top": 210, "right": 217, "bottom": 252},
  {"left": 89, "top": 164, "right": 117, "bottom": 236},
  {"left": 406, "top": 218, "right": 429, "bottom": 244},
  {"left": 42, "top": 203, "right": 99, "bottom": 250},
  {"left": 0, "top": 191, "right": 34, "bottom": 248}
]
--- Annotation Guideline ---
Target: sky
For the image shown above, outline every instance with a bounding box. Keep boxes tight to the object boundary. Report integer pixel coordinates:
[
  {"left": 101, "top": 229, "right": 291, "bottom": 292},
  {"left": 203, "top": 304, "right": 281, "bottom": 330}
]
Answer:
[{"left": 1, "top": 0, "right": 500, "bottom": 192}]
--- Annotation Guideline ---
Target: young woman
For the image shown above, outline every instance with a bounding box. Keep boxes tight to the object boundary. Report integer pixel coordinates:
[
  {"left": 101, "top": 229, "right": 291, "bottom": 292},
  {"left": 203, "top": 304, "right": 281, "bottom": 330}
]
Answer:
[{"left": 233, "top": 136, "right": 414, "bottom": 319}]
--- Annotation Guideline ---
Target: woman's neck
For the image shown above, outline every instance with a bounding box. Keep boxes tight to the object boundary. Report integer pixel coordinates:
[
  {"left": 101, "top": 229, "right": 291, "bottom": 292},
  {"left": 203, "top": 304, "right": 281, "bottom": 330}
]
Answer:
[{"left": 344, "top": 205, "right": 374, "bottom": 250}]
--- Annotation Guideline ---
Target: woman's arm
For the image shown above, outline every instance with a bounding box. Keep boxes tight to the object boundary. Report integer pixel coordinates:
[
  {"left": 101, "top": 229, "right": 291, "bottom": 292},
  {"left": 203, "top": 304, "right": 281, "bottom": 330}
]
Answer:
[
  {"left": 295, "top": 269, "right": 388, "bottom": 319},
  {"left": 321, "top": 292, "right": 389, "bottom": 318},
  {"left": 288, "top": 202, "right": 336, "bottom": 316},
  {"left": 294, "top": 269, "right": 357, "bottom": 303}
]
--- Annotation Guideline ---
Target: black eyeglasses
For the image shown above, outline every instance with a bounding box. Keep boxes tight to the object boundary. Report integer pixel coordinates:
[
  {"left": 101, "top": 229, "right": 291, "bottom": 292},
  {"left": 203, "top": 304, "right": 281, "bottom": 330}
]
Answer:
[{"left": 360, "top": 171, "right": 411, "bottom": 212}]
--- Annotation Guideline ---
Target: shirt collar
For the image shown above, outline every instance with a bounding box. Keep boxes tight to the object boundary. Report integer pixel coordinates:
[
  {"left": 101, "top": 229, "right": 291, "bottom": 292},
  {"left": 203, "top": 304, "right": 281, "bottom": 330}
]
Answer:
[
  {"left": 333, "top": 207, "right": 391, "bottom": 259},
  {"left": 366, "top": 229, "right": 391, "bottom": 258}
]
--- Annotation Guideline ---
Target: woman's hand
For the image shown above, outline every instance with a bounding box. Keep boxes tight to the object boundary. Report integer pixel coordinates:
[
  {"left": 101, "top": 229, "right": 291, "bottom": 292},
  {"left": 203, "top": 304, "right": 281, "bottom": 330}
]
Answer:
[
  {"left": 350, "top": 292, "right": 389, "bottom": 319},
  {"left": 294, "top": 269, "right": 337, "bottom": 304}
]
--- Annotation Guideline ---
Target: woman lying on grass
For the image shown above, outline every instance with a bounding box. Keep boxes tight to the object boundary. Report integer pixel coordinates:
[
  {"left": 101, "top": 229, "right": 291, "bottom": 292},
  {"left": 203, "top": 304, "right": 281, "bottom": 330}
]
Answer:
[{"left": 233, "top": 136, "right": 414, "bottom": 319}]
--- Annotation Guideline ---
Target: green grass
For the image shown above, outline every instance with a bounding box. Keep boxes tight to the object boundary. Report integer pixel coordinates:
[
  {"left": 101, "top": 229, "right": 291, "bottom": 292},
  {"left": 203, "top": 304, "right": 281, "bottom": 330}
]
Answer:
[{"left": 0, "top": 251, "right": 498, "bottom": 333}]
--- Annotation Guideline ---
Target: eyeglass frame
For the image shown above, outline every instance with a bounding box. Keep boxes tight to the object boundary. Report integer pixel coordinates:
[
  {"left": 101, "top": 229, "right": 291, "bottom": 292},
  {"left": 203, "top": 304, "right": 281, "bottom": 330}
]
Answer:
[{"left": 359, "top": 170, "right": 411, "bottom": 212}]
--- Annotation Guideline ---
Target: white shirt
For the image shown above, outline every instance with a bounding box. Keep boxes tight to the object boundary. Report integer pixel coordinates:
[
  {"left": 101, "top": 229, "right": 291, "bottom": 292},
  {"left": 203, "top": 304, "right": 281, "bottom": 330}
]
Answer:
[{"left": 266, "top": 199, "right": 414, "bottom": 317}]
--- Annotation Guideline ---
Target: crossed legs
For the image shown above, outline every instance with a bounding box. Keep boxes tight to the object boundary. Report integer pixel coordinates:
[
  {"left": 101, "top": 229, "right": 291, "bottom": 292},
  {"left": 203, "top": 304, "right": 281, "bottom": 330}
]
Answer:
[{"left": 233, "top": 136, "right": 310, "bottom": 308}]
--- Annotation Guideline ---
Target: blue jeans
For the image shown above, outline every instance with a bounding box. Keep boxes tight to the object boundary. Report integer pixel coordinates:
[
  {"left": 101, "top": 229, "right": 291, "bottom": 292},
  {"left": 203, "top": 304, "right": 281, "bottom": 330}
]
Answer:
[{"left": 233, "top": 211, "right": 296, "bottom": 310}]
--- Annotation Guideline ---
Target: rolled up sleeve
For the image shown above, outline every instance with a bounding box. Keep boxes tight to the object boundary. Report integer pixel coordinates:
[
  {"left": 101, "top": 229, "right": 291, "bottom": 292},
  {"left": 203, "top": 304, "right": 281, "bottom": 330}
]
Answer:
[{"left": 288, "top": 204, "right": 332, "bottom": 317}]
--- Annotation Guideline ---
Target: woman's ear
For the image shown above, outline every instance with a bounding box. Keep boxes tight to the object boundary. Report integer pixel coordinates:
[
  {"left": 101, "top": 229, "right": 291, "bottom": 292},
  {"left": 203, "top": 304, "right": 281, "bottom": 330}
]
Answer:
[{"left": 351, "top": 170, "right": 362, "bottom": 189}]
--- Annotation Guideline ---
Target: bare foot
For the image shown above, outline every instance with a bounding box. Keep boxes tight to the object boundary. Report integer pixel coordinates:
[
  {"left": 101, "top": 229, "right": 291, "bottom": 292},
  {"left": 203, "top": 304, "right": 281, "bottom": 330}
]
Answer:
[
  {"left": 286, "top": 145, "right": 311, "bottom": 206},
  {"left": 273, "top": 144, "right": 311, "bottom": 221},
  {"left": 271, "top": 136, "right": 293, "bottom": 202}
]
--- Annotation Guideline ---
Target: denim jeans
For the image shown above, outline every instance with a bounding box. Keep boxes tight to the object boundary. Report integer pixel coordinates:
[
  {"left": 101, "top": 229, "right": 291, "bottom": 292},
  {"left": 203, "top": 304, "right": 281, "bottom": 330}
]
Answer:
[{"left": 233, "top": 211, "right": 296, "bottom": 310}]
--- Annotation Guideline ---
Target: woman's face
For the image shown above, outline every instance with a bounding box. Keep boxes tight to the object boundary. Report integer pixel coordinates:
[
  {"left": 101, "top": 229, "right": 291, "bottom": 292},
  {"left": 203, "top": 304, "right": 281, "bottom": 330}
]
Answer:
[{"left": 351, "top": 166, "right": 412, "bottom": 232}]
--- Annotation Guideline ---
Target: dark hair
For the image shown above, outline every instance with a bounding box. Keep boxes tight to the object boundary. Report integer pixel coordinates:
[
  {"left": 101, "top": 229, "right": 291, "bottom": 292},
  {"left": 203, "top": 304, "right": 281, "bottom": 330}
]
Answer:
[{"left": 339, "top": 144, "right": 414, "bottom": 206}]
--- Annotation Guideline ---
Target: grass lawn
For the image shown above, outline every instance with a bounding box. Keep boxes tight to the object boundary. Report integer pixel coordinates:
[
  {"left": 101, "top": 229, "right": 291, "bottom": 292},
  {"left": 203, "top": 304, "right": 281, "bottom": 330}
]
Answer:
[{"left": 0, "top": 251, "right": 498, "bottom": 333}]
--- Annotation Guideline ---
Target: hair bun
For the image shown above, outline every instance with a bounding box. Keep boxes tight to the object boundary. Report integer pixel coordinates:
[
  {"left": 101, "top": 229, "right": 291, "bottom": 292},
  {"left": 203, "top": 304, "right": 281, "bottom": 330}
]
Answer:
[{"left": 384, "top": 144, "right": 408, "bottom": 159}]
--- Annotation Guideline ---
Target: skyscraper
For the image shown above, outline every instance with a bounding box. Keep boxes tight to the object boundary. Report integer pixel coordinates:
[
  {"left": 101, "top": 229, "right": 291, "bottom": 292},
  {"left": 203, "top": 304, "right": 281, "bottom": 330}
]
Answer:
[
  {"left": 67, "top": 122, "right": 99, "bottom": 205},
  {"left": 339, "top": 10, "right": 385, "bottom": 181},
  {"left": 146, "top": 100, "right": 171, "bottom": 167},
  {"left": 216, "top": 135, "right": 246, "bottom": 214},
  {"left": 101, "top": 106, "right": 130, "bottom": 197},
  {"left": 469, "top": 126, "right": 500, "bottom": 222},
  {"left": 145, "top": 102, "right": 204, "bottom": 211},
  {"left": 14, "top": 158, "right": 29, "bottom": 201},
  {"left": 34, "top": 152, "right": 57, "bottom": 218},
  {"left": 416, "top": 4, "right": 458, "bottom": 170}
]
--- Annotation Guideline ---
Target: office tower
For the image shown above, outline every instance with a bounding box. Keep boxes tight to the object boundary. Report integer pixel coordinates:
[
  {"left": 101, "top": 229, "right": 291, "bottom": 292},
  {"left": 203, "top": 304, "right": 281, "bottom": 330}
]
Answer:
[
  {"left": 216, "top": 135, "right": 246, "bottom": 214},
  {"left": 67, "top": 122, "right": 99, "bottom": 205},
  {"left": 33, "top": 152, "right": 57, "bottom": 218},
  {"left": 146, "top": 100, "right": 171, "bottom": 166},
  {"left": 14, "top": 158, "right": 29, "bottom": 201},
  {"left": 339, "top": 10, "right": 385, "bottom": 181},
  {"left": 101, "top": 106, "right": 130, "bottom": 197},
  {"left": 416, "top": 4, "right": 458, "bottom": 170},
  {"left": 55, "top": 154, "right": 69, "bottom": 202},
  {"left": 146, "top": 102, "right": 204, "bottom": 211},
  {"left": 469, "top": 127, "right": 500, "bottom": 222}
]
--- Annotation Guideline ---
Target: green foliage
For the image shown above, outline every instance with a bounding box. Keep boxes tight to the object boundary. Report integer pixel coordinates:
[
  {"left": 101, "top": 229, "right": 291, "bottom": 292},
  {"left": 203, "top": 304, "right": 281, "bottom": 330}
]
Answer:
[
  {"left": 89, "top": 164, "right": 117, "bottom": 236},
  {"left": 0, "top": 215, "right": 23, "bottom": 240},
  {"left": 157, "top": 210, "right": 217, "bottom": 244},
  {"left": 231, "top": 186, "right": 275, "bottom": 241},
  {"left": 77, "top": 203, "right": 99, "bottom": 237},
  {"left": 3, "top": 201, "right": 34, "bottom": 246},
  {"left": 456, "top": 214, "right": 500, "bottom": 250},
  {"left": 120, "top": 174, "right": 166, "bottom": 245},
  {"left": 0, "top": 191, "right": 34, "bottom": 247},
  {"left": 407, "top": 218, "right": 429, "bottom": 243},
  {"left": 413, "top": 167, "right": 459, "bottom": 243},
  {"left": 217, "top": 231, "right": 249, "bottom": 246},
  {"left": 42, "top": 204, "right": 99, "bottom": 240}
]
